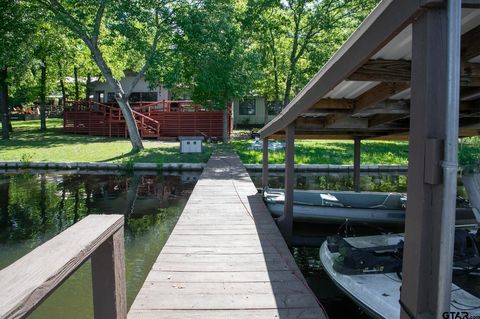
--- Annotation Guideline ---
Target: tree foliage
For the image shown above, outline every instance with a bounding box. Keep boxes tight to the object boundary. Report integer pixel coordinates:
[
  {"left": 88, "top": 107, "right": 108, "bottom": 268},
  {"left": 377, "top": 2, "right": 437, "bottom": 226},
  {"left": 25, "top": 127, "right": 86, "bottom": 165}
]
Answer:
[
  {"left": 1, "top": 0, "right": 382, "bottom": 140},
  {"left": 244, "top": 0, "right": 380, "bottom": 112}
]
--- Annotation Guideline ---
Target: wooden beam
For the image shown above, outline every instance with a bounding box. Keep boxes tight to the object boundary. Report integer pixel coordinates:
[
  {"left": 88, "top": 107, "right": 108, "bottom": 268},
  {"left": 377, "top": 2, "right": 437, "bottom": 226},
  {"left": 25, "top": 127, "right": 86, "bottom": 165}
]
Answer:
[
  {"left": 369, "top": 113, "right": 410, "bottom": 127},
  {"left": 295, "top": 117, "right": 370, "bottom": 130},
  {"left": 262, "top": 138, "right": 268, "bottom": 188},
  {"left": 460, "top": 116, "right": 480, "bottom": 128},
  {"left": 349, "top": 59, "right": 411, "bottom": 82},
  {"left": 401, "top": 6, "right": 452, "bottom": 317},
  {"left": 462, "top": 0, "right": 480, "bottom": 8},
  {"left": 356, "top": 99, "right": 410, "bottom": 116},
  {"left": 349, "top": 59, "right": 480, "bottom": 85},
  {"left": 461, "top": 100, "right": 480, "bottom": 111},
  {"left": 277, "top": 124, "right": 295, "bottom": 245},
  {"left": 355, "top": 82, "right": 410, "bottom": 113},
  {"left": 459, "top": 128, "right": 480, "bottom": 136},
  {"left": 0, "top": 215, "right": 125, "bottom": 319},
  {"left": 353, "top": 137, "right": 361, "bottom": 192},
  {"left": 259, "top": 0, "right": 423, "bottom": 138},
  {"left": 462, "top": 25, "right": 480, "bottom": 62},
  {"left": 311, "top": 98, "right": 354, "bottom": 110},
  {"left": 461, "top": 87, "right": 480, "bottom": 101},
  {"left": 325, "top": 82, "right": 410, "bottom": 127},
  {"left": 294, "top": 117, "right": 325, "bottom": 130},
  {"left": 92, "top": 227, "right": 127, "bottom": 319}
]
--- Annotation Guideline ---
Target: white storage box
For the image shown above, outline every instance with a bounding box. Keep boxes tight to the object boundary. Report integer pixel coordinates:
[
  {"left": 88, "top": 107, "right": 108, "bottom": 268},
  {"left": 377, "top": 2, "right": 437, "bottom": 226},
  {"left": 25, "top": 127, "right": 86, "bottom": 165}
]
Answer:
[{"left": 179, "top": 136, "right": 204, "bottom": 153}]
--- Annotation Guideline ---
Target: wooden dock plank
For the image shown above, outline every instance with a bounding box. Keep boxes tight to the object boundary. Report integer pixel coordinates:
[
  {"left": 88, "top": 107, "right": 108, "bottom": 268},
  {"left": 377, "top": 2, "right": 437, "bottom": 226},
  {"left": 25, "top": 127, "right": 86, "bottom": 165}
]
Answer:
[
  {"left": 127, "top": 153, "right": 327, "bottom": 318},
  {"left": 129, "top": 308, "right": 322, "bottom": 319}
]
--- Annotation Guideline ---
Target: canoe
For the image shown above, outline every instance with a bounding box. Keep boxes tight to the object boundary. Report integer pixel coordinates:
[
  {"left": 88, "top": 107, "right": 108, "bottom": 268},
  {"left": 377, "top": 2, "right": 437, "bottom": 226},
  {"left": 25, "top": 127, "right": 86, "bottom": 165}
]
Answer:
[
  {"left": 263, "top": 188, "right": 479, "bottom": 226},
  {"left": 319, "top": 234, "right": 480, "bottom": 319}
]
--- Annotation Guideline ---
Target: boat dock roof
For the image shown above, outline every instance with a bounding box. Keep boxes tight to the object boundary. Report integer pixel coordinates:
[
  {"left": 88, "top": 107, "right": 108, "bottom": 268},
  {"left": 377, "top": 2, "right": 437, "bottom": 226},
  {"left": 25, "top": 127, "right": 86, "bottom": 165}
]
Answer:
[{"left": 128, "top": 153, "right": 327, "bottom": 319}]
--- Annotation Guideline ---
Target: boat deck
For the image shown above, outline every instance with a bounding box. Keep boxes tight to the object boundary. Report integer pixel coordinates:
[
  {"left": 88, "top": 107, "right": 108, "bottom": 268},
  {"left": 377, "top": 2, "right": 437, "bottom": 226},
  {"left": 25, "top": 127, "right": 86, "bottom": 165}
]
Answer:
[{"left": 128, "top": 152, "right": 327, "bottom": 318}]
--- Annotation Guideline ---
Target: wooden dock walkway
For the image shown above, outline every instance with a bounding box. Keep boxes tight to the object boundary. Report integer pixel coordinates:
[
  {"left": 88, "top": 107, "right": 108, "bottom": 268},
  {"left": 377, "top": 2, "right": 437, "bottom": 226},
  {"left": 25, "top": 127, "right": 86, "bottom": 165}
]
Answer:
[{"left": 128, "top": 152, "right": 327, "bottom": 319}]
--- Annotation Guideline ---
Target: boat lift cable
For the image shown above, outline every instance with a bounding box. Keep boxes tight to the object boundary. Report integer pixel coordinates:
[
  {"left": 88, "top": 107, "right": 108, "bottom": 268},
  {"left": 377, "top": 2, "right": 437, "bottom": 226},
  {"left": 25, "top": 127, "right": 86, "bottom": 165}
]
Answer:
[{"left": 218, "top": 155, "right": 330, "bottom": 319}]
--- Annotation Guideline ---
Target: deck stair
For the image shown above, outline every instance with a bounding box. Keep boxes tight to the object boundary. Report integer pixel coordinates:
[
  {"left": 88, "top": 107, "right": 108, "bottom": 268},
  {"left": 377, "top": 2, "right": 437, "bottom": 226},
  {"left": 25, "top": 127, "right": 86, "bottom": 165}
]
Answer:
[{"left": 64, "top": 101, "right": 161, "bottom": 139}]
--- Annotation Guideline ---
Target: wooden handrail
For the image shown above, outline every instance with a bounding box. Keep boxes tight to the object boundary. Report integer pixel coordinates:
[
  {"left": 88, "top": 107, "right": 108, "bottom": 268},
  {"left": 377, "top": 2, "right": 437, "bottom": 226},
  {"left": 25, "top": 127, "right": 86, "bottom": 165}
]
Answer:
[{"left": 0, "top": 215, "right": 126, "bottom": 319}]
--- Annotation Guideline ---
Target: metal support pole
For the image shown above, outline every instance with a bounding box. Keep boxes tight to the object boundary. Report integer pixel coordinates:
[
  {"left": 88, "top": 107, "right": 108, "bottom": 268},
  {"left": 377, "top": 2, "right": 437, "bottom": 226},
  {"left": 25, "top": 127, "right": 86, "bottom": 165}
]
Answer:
[
  {"left": 277, "top": 123, "right": 295, "bottom": 245},
  {"left": 437, "top": 0, "right": 461, "bottom": 314},
  {"left": 262, "top": 138, "right": 269, "bottom": 189},
  {"left": 353, "top": 137, "right": 361, "bottom": 192},
  {"left": 400, "top": 4, "right": 459, "bottom": 318}
]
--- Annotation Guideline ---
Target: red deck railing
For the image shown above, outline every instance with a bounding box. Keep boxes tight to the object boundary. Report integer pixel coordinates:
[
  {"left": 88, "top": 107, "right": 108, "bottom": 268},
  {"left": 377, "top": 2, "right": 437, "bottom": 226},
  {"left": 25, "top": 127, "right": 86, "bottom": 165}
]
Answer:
[{"left": 63, "top": 100, "right": 232, "bottom": 139}]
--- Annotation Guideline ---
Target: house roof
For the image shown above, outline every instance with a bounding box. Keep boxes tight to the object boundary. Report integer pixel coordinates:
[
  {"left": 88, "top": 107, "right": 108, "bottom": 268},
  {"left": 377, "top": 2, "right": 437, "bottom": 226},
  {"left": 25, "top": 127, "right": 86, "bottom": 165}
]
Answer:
[{"left": 258, "top": 0, "right": 480, "bottom": 140}]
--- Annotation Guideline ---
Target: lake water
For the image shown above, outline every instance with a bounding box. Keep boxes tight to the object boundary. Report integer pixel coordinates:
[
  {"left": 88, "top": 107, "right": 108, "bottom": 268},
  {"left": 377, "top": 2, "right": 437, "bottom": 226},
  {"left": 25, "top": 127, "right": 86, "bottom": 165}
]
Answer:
[
  {"left": 0, "top": 170, "right": 476, "bottom": 318},
  {"left": 0, "top": 171, "right": 200, "bottom": 318}
]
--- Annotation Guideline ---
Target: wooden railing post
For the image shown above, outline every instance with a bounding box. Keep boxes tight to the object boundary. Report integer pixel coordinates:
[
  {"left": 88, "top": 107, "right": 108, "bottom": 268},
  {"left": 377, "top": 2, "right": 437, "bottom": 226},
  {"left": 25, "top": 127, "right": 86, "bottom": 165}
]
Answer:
[{"left": 91, "top": 227, "right": 127, "bottom": 319}]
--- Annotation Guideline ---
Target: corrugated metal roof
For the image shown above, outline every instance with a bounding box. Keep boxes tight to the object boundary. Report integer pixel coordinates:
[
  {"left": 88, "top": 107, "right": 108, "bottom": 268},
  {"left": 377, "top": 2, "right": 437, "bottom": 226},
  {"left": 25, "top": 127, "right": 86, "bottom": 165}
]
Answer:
[
  {"left": 259, "top": 1, "right": 480, "bottom": 139},
  {"left": 321, "top": 8, "right": 480, "bottom": 102}
]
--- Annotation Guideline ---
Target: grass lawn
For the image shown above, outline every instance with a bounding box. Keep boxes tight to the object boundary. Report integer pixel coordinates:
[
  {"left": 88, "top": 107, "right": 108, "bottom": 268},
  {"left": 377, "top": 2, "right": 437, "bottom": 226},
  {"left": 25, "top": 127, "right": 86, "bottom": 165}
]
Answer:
[
  {"left": 230, "top": 139, "right": 410, "bottom": 165},
  {"left": 1, "top": 121, "right": 478, "bottom": 167},
  {"left": 0, "top": 119, "right": 213, "bottom": 164},
  {"left": 230, "top": 136, "right": 480, "bottom": 166}
]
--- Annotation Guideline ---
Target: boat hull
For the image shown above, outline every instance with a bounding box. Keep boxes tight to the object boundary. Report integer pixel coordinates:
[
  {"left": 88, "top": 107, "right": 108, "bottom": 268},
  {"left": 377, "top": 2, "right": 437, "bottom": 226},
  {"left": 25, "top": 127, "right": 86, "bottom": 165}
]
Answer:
[
  {"left": 264, "top": 189, "right": 478, "bottom": 226},
  {"left": 319, "top": 235, "right": 480, "bottom": 319}
]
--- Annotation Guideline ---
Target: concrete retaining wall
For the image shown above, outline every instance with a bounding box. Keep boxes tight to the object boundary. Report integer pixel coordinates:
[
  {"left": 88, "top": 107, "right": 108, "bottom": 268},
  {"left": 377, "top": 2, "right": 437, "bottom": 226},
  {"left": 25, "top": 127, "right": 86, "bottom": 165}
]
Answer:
[
  {"left": 0, "top": 161, "right": 206, "bottom": 172},
  {"left": 0, "top": 161, "right": 407, "bottom": 173},
  {"left": 244, "top": 163, "right": 408, "bottom": 172}
]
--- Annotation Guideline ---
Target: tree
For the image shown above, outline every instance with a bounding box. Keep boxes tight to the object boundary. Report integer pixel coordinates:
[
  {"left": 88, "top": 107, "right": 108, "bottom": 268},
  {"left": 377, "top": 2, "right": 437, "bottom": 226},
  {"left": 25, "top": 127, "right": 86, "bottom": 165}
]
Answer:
[
  {"left": 0, "top": 0, "right": 37, "bottom": 139},
  {"left": 163, "top": 0, "right": 260, "bottom": 142},
  {"left": 37, "top": 0, "right": 176, "bottom": 151},
  {"left": 245, "top": 0, "right": 379, "bottom": 120}
]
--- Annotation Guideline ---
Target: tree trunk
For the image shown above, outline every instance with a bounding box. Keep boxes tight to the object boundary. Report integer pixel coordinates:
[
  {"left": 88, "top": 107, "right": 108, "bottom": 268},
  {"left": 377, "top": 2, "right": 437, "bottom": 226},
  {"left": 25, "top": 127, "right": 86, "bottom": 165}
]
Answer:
[
  {"left": 0, "top": 66, "right": 9, "bottom": 140},
  {"left": 125, "top": 174, "right": 140, "bottom": 217},
  {"left": 86, "top": 73, "right": 91, "bottom": 100},
  {"left": 88, "top": 44, "right": 144, "bottom": 150},
  {"left": 40, "top": 59, "right": 47, "bottom": 131},
  {"left": 283, "top": 76, "right": 293, "bottom": 108},
  {"left": 40, "top": 174, "right": 47, "bottom": 233},
  {"left": 58, "top": 62, "right": 66, "bottom": 108},
  {"left": 223, "top": 106, "right": 229, "bottom": 143},
  {"left": 58, "top": 183, "right": 66, "bottom": 230},
  {"left": 73, "top": 188, "right": 79, "bottom": 223},
  {"left": 0, "top": 176, "right": 10, "bottom": 230},
  {"left": 74, "top": 66, "right": 79, "bottom": 101},
  {"left": 264, "top": 100, "right": 269, "bottom": 125},
  {"left": 117, "top": 97, "right": 144, "bottom": 151}
]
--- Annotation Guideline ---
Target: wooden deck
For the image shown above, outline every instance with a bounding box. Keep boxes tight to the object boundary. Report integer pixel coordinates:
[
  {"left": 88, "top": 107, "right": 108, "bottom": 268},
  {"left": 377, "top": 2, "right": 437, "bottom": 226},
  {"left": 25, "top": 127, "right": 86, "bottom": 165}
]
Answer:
[
  {"left": 63, "top": 100, "right": 231, "bottom": 139},
  {"left": 128, "top": 153, "right": 327, "bottom": 319}
]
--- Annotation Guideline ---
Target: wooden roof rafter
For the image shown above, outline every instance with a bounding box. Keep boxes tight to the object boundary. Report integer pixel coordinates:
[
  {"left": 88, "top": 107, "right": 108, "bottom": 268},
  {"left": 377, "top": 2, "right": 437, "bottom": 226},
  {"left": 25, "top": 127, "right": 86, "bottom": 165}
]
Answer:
[{"left": 259, "top": 0, "right": 480, "bottom": 140}]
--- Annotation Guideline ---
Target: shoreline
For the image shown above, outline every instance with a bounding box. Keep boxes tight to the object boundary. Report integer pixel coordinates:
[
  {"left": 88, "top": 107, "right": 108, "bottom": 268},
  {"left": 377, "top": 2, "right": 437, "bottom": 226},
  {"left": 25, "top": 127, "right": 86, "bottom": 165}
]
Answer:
[{"left": 0, "top": 160, "right": 408, "bottom": 172}]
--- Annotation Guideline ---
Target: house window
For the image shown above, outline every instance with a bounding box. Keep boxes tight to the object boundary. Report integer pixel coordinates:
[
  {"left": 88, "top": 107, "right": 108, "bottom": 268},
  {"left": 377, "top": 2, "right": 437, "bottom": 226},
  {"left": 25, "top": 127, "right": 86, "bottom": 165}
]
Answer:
[
  {"left": 267, "top": 101, "right": 282, "bottom": 116},
  {"left": 128, "top": 92, "right": 157, "bottom": 102},
  {"left": 107, "top": 92, "right": 116, "bottom": 102},
  {"left": 129, "top": 93, "right": 141, "bottom": 102},
  {"left": 239, "top": 99, "right": 256, "bottom": 115},
  {"left": 141, "top": 92, "right": 157, "bottom": 102}
]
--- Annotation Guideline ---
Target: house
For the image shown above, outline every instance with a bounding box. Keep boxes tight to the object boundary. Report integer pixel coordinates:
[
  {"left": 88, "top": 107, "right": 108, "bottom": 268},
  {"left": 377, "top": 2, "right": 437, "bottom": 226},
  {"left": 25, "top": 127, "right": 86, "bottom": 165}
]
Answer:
[
  {"left": 90, "top": 72, "right": 170, "bottom": 103},
  {"left": 232, "top": 96, "right": 281, "bottom": 127}
]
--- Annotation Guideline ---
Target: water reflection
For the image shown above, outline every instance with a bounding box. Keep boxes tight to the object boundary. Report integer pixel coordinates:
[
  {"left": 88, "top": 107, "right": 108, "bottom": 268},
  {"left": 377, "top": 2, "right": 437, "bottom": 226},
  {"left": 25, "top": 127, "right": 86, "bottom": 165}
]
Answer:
[
  {"left": 0, "top": 171, "right": 199, "bottom": 318},
  {"left": 250, "top": 171, "right": 408, "bottom": 192}
]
